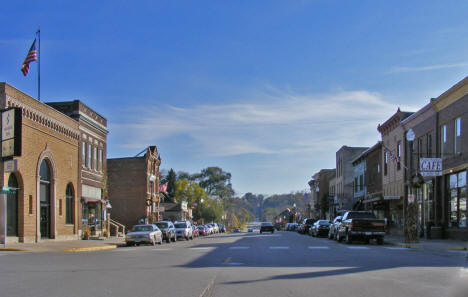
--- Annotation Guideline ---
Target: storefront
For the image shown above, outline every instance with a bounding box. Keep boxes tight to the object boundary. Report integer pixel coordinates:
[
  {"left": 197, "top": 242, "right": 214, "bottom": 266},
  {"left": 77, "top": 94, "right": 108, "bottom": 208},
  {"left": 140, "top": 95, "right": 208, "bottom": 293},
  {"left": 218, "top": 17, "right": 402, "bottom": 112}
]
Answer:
[
  {"left": 445, "top": 170, "right": 467, "bottom": 240},
  {"left": 416, "top": 179, "right": 435, "bottom": 237}
]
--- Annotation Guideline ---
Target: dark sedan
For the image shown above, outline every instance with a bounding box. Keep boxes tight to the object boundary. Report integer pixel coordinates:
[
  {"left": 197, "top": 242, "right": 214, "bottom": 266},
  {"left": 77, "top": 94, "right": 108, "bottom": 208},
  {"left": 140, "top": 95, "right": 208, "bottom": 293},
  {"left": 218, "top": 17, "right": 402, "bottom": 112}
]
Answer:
[
  {"left": 310, "top": 220, "right": 331, "bottom": 237},
  {"left": 260, "top": 222, "right": 275, "bottom": 234}
]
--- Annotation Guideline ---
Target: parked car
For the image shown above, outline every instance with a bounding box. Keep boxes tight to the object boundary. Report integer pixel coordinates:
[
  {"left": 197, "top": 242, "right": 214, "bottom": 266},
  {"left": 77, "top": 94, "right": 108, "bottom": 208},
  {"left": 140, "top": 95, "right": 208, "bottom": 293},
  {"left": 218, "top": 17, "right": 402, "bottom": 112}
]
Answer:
[
  {"left": 233, "top": 227, "right": 241, "bottom": 232},
  {"left": 336, "top": 211, "right": 386, "bottom": 244},
  {"left": 260, "top": 222, "right": 274, "bottom": 234},
  {"left": 328, "top": 216, "right": 343, "bottom": 240},
  {"left": 298, "top": 218, "right": 315, "bottom": 234},
  {"left": 219, "top": 224, "right": 226, "bottom": 233},
  {"left": 125, "top": 224, "right": 163, "bottom": 246},
  {"left": 248, "top": 227, "right": 253, "bottom": 232},
  {"left": 286, "top": 223, "right": 299, "bottom": 231},
  {"left": 212, "top": 223, "right": 219, "bottom": 233},
  {"left": 205, "top": 224, "right": 214, "bottom": 234},
  {"left": 174, "top": 220, "right": 193, "bottom": 240},
  {"left": 192, "top": 225, "right": 199, "bottom": 237},
  {"left": 155, "top": 221, "right": 176, "bottom": 243},
  {"left": 198, "top": 225, "right": 208, "bottom": 236},
  {"left": 310, "top": 220, "right": 331, "bottom": 237}
]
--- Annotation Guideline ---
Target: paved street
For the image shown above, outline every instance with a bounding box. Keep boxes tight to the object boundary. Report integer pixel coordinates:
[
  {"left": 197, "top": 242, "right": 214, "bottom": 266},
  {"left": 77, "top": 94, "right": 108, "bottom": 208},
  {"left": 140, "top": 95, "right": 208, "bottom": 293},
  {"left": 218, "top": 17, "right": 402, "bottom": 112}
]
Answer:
[{"left": 0, "top": 231, "right": 466, "bottom": 297}]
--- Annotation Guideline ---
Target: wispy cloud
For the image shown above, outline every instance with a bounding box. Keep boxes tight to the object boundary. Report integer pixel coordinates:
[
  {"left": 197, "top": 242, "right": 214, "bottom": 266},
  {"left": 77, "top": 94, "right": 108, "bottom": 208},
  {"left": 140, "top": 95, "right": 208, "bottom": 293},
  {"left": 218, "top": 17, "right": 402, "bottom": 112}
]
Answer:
[
  {"left": 110, "top": 87, "right": 415, "bottom": 158},
  {"left": 390, "top": 62, "right": 468, "bottom": 73}
]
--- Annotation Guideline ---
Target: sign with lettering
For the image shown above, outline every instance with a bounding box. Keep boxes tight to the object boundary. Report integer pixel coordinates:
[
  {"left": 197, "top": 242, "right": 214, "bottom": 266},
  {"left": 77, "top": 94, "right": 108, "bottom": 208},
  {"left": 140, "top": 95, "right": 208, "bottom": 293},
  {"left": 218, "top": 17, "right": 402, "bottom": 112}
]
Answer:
[
  {"left": 4, "top": 160, "right": 17, "bottom": 172},
  {"left": 419, "top": 158, "right": 442, "bottom": 177},
  {"left": 1, "top": 108, "right": 22, "bottom": 160}
]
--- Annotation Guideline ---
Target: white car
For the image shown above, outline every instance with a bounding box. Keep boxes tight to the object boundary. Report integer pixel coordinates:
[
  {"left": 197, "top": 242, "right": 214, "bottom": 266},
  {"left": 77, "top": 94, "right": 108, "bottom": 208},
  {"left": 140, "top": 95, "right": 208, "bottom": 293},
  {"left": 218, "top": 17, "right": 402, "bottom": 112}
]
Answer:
[
  {"left": 125, "top": 224, "right": 163, "bottom": 246},
  {"left": 174, "top": 221, "right": 193, "bottom": 240}
]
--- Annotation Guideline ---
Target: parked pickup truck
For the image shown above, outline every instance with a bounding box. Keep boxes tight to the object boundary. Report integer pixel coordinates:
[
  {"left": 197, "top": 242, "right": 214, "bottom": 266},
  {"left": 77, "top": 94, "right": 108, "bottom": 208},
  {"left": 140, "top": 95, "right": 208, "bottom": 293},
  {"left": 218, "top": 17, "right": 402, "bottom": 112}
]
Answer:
[{"left": 336, "top": 211, "right": 386, "bottom": 244}]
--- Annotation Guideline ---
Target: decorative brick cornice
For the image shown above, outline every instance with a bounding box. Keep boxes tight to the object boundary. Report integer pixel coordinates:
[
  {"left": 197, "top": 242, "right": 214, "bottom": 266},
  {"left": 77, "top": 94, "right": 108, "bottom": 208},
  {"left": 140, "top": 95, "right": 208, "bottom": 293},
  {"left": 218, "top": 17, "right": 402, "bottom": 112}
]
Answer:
[{"left": 6, "top": 95, "right": 80, "bottom": 141}]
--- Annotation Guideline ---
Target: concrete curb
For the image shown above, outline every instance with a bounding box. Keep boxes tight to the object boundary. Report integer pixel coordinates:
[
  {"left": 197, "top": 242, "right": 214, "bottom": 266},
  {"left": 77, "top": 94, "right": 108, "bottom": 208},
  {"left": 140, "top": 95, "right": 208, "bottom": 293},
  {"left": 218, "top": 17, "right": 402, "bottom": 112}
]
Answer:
[
  {"left": 0, "top": 248, "right": 34, "bottom": 252},
  {"left": 62, "top": 245, "right": 118, "bottom": 252},
  {"left": 387, "top": 241, "right": 467, "bottom": 250}
]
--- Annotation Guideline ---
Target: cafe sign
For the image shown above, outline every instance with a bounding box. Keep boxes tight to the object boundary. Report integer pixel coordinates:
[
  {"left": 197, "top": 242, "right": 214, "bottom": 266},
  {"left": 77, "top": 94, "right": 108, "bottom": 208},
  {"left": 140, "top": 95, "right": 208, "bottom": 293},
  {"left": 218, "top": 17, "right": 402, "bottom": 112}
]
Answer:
[{"left": 419, "top": 158, "right": 442, "bottom": 177}]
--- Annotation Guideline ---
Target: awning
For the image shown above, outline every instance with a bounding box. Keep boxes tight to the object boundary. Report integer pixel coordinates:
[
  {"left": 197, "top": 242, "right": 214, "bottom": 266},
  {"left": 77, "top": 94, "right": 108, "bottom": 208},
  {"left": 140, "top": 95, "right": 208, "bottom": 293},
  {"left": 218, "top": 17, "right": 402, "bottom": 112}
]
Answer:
[{"left": 81, "top": 197, "right": 103, "bottom": 203}]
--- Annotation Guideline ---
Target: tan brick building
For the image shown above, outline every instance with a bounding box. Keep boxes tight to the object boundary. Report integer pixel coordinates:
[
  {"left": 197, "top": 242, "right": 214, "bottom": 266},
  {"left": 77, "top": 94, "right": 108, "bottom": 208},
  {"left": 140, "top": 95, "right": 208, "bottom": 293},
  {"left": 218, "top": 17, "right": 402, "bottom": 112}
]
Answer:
[
  {"left": 378, "top": 109, "right": 414, "bottom": 235},
  {"left": 0, "top": 83, "right": 80, "bottom": 243},
  {"left": 107, "top": 146, "right": 161, "bottom": 230}
]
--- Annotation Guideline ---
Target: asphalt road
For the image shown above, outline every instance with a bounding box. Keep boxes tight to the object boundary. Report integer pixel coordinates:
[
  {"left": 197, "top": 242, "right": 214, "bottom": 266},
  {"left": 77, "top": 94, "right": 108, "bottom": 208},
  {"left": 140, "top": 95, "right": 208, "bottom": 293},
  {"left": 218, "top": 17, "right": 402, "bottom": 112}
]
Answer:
[{"left": 0, "top": 231, "right": 466, "bottom": 297}]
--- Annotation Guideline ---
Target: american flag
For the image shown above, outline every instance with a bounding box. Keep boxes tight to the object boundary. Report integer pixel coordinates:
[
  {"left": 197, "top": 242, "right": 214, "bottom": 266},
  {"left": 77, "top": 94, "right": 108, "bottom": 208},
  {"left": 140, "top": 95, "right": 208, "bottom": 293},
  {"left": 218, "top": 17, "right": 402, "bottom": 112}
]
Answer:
[{"left": 21, "top": 39, "right": 38, "bottom": 76}]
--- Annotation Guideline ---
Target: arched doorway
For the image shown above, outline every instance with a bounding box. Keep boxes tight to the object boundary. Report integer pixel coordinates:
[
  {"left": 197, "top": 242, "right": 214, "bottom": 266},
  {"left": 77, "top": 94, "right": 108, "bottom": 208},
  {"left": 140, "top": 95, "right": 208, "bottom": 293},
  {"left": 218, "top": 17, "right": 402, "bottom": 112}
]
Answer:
[
  {"left": 39, "top": 160, "right": 51, "bottom": 238},
  {"left": 6, "top": 174, "right": 18, "bottom": 236},
  {"left": 65, "top": 184, "right": 74, "bottom": 225}
]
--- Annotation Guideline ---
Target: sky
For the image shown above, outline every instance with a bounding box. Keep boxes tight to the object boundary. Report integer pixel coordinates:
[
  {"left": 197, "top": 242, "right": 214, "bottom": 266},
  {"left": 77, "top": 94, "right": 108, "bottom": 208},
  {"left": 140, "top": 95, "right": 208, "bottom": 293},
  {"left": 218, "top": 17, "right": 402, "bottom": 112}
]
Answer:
[{"left": 2, "top": 1, "right": 468, "bottom": 196}]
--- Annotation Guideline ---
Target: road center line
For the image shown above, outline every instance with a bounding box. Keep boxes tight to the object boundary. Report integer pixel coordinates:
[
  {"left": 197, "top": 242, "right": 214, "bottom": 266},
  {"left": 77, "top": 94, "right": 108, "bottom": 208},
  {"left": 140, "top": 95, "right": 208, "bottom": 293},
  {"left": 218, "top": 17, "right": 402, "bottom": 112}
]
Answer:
[
  {"left": 229, "top": 246, "right": 250, "bottom": 250},
  {"left": 152, "top": 248, "right": 172, "bottom": 251},
  {"left": 190, "top": 247, "right": 215, "bottom": 250},
  {"left": 308, "top": 246, "right": 329, "bottom": 249},
  {"left": 269, "top": 246, "right": 290, "bottom": 250},
  {"left": 384, "top": 247, "right": 409, "bottom": 250}
]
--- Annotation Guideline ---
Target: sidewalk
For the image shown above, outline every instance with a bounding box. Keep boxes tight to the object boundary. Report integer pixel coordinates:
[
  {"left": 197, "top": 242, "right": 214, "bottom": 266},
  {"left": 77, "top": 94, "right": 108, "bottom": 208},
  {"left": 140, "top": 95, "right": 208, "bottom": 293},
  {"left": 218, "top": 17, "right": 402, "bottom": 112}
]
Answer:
[
  {"left": 0, "top": 237, "right": 125, "bottom": 252},
  {"left": 385, "top": 235, "right": 468, "bottom": 251}
]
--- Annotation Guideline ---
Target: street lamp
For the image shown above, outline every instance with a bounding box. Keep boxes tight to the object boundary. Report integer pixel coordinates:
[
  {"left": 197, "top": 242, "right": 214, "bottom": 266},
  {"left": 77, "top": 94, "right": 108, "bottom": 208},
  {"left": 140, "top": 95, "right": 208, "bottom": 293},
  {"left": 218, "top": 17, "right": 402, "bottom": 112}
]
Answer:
[{"left": 405, "top": 128, "right": 418, "bottom": 243}]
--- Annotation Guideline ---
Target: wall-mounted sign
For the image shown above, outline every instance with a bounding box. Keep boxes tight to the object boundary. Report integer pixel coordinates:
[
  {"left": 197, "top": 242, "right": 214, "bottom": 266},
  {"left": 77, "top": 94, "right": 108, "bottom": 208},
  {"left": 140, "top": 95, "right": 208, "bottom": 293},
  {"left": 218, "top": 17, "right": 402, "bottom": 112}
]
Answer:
[
  {"left": 1, "top": 108, "right": 22, "bottom": 160},
  {"left": 419, "top": 158, "right": 442, "bottom": 177},
  {"left": 4, "top": 160, "right": 17, "bottom": 172},
  {"left": 408, "top": 194, "right": 415, "bottom": 203},
  {"left": 181, "top": 201, "right": 188, "bottom": 212}
]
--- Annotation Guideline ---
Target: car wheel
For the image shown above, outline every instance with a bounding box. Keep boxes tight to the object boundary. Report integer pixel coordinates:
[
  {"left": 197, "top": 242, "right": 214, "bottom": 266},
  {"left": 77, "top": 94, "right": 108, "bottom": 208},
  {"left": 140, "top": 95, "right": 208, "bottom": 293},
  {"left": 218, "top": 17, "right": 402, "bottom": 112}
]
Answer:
[
  {"left": 126, "top": 242, "right": 133, "bottom": 247},
  {"left": 260, "top": 231, "right": 262, "bottom": 234},
  {"left": 185, "top": 236, "right": 189, "bottom": 241},
  {"left": 345, "top": 232, "right": 352, "bottom": 244},
  {"left": 336, "top": 233, "right": 342, "bottom": 242},
  {"left": 328, "top": 232, "right": 333, "bottom": 240},
  {"left": 166, "top": 236, "right": 171, "bottom": 243},
  {"left": 152, "top": 236, "right": 157, "bottom": 246},
  {"left": 334, "top": 232, "right": 338, "bottom": 240},
  {"left": 159, "top": 237, "right": 163, "bottom": 245}
]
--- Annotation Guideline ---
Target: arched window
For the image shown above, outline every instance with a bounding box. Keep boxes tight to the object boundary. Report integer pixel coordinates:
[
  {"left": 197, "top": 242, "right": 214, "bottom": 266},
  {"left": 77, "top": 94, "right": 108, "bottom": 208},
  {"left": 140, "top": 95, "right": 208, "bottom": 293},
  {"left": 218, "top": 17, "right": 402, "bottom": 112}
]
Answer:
[
  {"left": 65, "top": 184, "right": 74, "bottom": 224},
  {"left": 40, "top": 160, "right": 51, "bottom": 238},
  {"left": 7, "top": 174, "right": 18, "bottom": 236}
]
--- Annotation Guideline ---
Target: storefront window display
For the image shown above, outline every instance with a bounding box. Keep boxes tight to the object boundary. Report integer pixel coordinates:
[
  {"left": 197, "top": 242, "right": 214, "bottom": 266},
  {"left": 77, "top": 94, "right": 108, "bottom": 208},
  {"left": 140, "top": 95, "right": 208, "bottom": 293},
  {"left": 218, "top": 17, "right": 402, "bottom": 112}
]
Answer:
[{"left": 448, "top": 171, "right": 466, "bottom": 228}]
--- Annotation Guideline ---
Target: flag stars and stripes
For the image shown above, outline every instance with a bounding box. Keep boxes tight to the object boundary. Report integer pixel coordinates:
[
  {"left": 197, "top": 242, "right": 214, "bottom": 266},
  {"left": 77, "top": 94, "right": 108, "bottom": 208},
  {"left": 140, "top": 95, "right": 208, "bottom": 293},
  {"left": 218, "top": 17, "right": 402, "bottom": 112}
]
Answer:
[{"left": 21, "top": 39, "right": 38, "bottom": 76}]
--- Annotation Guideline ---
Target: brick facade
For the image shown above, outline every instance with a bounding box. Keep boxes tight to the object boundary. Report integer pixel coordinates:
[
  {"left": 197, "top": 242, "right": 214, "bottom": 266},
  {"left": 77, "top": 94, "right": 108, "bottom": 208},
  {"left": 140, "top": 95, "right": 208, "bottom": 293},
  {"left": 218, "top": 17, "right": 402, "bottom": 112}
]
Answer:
[
  {"left": 0, "top": 83, "right": 80, "bottom": 243},
  {"left": 107, "top": 146, "right": 161, "bottom": 230}
]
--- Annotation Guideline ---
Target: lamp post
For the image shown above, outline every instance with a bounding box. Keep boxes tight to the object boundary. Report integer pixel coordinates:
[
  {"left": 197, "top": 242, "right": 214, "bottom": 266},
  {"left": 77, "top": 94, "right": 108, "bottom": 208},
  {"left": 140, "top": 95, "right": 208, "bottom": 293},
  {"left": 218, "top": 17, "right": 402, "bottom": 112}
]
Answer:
[{"left": 405, "top": 129, "right": 418, "bottom": 243}]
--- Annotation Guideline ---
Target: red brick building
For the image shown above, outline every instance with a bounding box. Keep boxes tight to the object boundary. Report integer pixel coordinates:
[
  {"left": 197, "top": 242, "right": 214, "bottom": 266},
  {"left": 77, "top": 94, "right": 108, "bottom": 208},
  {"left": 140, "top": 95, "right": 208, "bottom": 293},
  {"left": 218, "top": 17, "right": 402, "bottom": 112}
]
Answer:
[{"left": 107, "top": 146, "right": 161, "bottom": 230}]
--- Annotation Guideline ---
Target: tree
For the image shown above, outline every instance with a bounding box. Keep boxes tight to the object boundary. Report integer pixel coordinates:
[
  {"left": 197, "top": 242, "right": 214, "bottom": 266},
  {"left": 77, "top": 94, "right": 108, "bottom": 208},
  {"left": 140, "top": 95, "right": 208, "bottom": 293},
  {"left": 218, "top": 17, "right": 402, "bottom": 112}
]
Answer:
[
  {"left": 165, "top": 169, "right": 177, "bottom": 201},
  {"left": 194, "top": 167, "right": 235, "bottom": 199}
]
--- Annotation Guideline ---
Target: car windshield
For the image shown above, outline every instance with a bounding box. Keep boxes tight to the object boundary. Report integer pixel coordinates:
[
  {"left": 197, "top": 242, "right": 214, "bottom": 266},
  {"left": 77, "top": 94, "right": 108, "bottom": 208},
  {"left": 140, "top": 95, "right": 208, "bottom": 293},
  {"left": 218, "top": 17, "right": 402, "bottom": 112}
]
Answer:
[
  {"left": 174, "top": 223, "right": 187, "bottom": 228},
  {"left": 261, "top": 222, "right": 272, "bottom": 226},
  {"left": 156, "top": 223, "right": 168, "bottom": 228},
  {"left": 131, "top": 225, "right": 153, "bottom": 232}
]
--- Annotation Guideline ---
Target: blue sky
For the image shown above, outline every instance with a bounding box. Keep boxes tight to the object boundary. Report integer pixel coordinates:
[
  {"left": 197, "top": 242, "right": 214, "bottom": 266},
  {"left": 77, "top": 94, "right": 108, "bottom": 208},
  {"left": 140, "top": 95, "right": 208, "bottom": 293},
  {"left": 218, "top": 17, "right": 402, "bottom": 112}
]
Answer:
[{"left": 2, "top": 1, "right": 468, "bottom": 195}]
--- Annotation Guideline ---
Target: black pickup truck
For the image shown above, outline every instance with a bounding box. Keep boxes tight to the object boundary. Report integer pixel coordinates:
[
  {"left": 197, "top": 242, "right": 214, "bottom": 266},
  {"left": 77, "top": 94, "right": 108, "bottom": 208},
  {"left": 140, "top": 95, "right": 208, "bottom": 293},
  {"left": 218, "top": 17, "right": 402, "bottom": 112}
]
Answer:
[{"left": 336, "top": 211, "right": 386, "bottom": 244}]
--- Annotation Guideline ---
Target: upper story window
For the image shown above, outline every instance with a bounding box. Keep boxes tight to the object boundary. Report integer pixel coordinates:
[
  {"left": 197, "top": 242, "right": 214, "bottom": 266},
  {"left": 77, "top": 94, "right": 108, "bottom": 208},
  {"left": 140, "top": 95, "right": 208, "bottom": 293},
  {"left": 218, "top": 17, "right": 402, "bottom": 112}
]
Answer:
[
  {"left": 427, "top": 133, "right": 432, "bottom": 157},
  {"left": 82, "top": 143, "right": 86, "bottom": 166},
  {"left": 98, "top": 149, "right": 103, "bottom": 171},
  {"left": 93, "top": 147, "right": 97, "bottom": 170},
  {"left": 397, "top": 143, "right": 401, "bottom": 170},
  {"left": 88, "top": 144, "right": 92, "bottom": 168},
  {"left": 418, "top": 137, "right": 423, "bottom": 158},
  {"left": 455, "top": 117, "right": 461, "bottom": 154},
  {"left": 384, "top": 152, "right": 388, "bottom": 176},
  {"left": 441, "top": 125, "right": 447, "bottom": 158}
]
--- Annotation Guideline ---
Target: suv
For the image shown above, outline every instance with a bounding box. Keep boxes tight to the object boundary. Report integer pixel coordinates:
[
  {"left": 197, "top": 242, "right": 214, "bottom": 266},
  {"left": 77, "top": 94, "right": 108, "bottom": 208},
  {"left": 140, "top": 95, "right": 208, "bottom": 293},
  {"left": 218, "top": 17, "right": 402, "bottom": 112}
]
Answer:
[
  {"left": 155, "top": 221, "right": 176, "bottom": 243},
  {"left": 260, "top": 222, "right": 274, "bottom": 234},
  {"left": 174, "top": 220, "right": 193, "bottom": 240}
]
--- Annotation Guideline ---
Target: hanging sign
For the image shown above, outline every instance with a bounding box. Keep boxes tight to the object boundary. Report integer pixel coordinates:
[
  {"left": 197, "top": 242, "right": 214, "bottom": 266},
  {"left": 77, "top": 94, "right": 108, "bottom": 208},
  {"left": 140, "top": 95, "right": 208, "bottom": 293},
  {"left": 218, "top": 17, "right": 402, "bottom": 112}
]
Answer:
[
  {"left": 419, "top": 158, "right": 442, "bottom": 177},
  {"left": 1, "top": 108, "right": 22, "bottom": 160}
]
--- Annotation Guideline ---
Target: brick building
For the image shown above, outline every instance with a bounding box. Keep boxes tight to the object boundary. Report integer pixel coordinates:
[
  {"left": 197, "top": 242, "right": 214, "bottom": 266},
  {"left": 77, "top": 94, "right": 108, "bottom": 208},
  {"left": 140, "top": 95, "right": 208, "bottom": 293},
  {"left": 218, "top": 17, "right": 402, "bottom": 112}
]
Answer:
[
  {"left": 0, "top": 83, "right": 80, "bottom": 243},
  {"left": 378, "top": 109, "right": 414, "bottom": 235},
  {"left": 335, "top": 146, "right": 368, "bottom": 213},
  {"left": 309, "top": 169, "right": 335, "bottom": 219},
  {"left": 107, "top": 146, "right": 161, "bottom": 230},
  {"left": 47, "top": 100, "right": 108, "bottom": 237},
  {"left": 431, "top": 76, "right": 468, "bottom": 240}
]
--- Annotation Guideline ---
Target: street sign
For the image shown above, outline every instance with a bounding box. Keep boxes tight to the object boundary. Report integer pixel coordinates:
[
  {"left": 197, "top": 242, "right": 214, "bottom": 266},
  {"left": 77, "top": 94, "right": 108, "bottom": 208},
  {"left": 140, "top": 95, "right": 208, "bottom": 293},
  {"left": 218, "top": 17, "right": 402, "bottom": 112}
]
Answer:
[
  {"left": 4, "top": 160, "right": 17, "bottom": 172},
  {"left": 154, "top": 207, "right": 165, "bottom": 212}
]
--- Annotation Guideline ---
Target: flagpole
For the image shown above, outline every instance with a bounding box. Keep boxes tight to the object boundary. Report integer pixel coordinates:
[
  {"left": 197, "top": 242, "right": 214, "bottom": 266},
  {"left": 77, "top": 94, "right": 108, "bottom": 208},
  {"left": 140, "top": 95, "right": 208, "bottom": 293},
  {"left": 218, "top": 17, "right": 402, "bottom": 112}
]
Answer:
[{"left": 37, "top": 29, "right": 40, "bottom": 101}]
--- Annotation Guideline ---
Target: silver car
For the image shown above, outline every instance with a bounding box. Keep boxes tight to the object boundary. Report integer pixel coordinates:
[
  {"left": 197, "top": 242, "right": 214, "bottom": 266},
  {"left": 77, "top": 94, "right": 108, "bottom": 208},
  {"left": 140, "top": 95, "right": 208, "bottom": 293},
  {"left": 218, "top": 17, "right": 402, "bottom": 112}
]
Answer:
[
  {"left": 126, "top": 224, "right": 163, "bottom": 246},
  {"left": 174, "top": 221, "right": 193, "bottom": 240}
]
